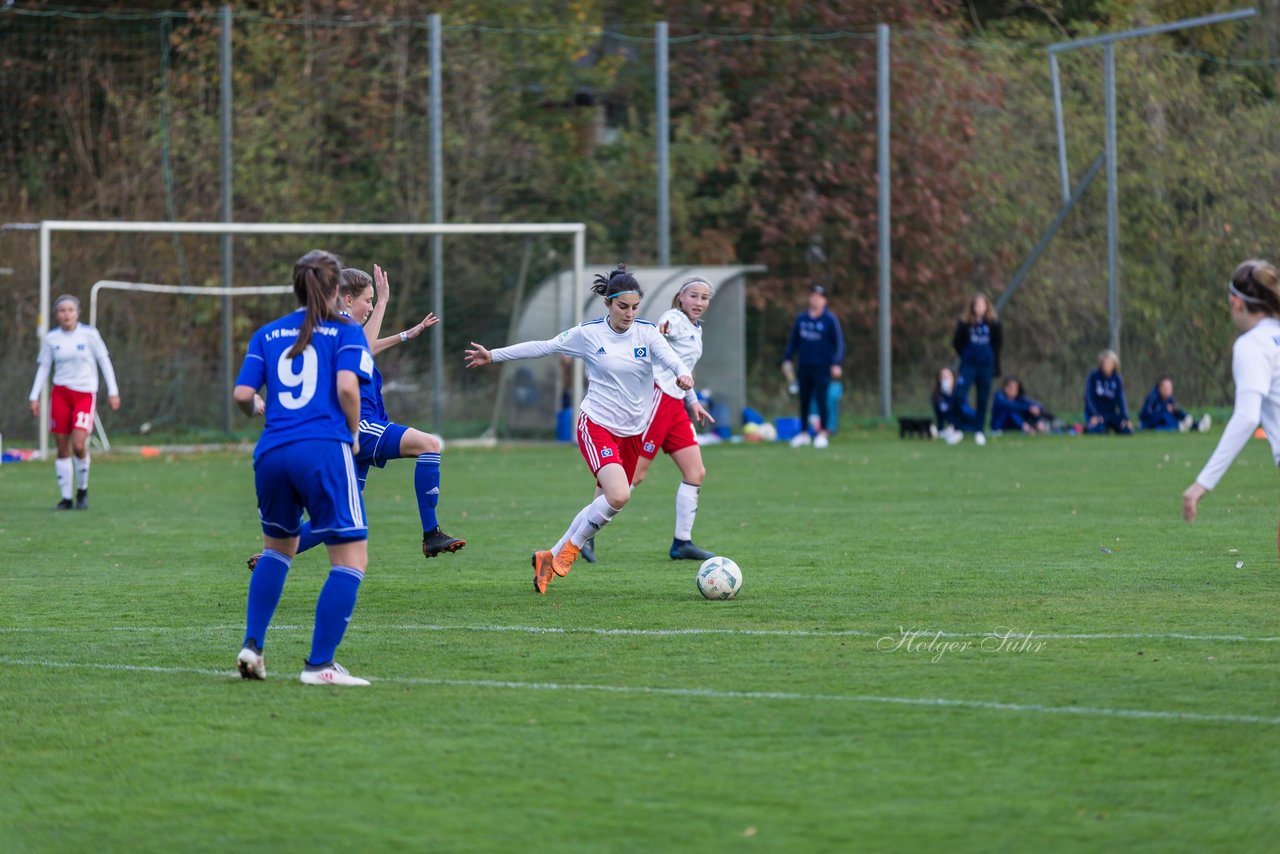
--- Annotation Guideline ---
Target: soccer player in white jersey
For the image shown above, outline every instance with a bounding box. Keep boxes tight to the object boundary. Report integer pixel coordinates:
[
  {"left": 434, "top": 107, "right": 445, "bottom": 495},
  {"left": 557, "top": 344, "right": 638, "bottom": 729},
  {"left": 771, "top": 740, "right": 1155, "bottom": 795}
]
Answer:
[
  {"left": 595, "top": 276, "right": 718, "bottom": 561},
  {"left": 28, "top": 294, "right": 121, "bottom": 510},
  {"left": 464, "top": 266, "right": 693, "bottom": 594},
  {"left": 1183, "top": 260, "right": 1280, "bottom": 557}
]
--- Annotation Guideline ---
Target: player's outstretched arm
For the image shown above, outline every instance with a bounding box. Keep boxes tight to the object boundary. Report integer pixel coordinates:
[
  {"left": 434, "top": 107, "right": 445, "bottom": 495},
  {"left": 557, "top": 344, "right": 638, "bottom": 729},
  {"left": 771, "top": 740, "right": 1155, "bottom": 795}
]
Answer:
[
  {"left": 464, "top": 343, "right": 492, "bottom": 368},
  {"left": 373, "top": 312, "right": 438, "bottom": 356}
]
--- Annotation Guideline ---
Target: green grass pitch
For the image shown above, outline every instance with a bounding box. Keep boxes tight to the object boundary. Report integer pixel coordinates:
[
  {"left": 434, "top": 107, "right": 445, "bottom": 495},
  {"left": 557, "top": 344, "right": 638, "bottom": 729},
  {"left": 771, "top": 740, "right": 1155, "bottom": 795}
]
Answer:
[{"left": 2, "top": 432, "right": 1278, "bottom": 851}]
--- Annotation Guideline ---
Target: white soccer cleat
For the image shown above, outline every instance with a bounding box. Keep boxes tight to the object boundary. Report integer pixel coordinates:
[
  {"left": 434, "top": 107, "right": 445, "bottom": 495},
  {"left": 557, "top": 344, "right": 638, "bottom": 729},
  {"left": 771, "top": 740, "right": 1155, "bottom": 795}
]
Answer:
[
  {"left": 813, "top": 432, "right": 830, "bottom": 449},
  {"left": 974, "top": 431, "right": 987, "bottom": 447},
  {"left": 299, "top": 661, "right": 370, "bottom": 687},
  {"left": 236, "top": 645, "right": 265, "bottom": 681},
  {"left": 942, "top": 426, "right": 963, "bottom": 445},
  {"left": 1179, "top": 414, "right": 1194, "bottom": 433},
  {"left": 789, "top": 432, "right": 812, "bottom": 448},
  {"left": 1198, "top": 413, "right": 1213, "bottom": 433}
]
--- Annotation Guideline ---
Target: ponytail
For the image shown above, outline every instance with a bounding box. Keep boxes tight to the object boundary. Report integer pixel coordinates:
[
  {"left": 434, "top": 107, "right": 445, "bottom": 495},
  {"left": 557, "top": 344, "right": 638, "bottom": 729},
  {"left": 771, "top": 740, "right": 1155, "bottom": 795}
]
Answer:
[
  {"left": 290, "top": 250, "right": 342, "bottom": 358},
  {"left": 591, "top": 263, "right": 644, "bottom": 301}
]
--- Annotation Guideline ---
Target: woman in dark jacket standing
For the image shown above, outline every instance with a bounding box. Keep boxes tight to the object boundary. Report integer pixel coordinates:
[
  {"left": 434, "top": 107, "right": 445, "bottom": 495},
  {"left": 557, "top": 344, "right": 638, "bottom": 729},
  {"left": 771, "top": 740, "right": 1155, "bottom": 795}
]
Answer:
[{"left": 952, "top": 293, "right": 1002, "bottom": 444}]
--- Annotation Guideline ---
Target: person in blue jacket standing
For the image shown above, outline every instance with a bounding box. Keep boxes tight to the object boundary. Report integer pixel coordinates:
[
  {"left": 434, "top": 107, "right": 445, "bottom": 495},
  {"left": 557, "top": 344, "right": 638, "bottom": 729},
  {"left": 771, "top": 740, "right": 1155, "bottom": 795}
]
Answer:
[
  {"left": 782, "top": 284, "right": 845, "bottom": 449},
  {"left": 951, "top": 293, "right": 1002, "bottom": 445},
  {"left": 1084, "top": 349, "right": 1134, "bottom": 434}
]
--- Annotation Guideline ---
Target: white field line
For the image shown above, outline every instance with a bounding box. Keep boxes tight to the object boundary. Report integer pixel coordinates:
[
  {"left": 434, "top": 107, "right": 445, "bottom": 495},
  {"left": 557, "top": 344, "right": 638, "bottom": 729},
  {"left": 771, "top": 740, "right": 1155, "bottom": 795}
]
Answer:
[
  {"left": 0, "top": 656, "right": 1276, "bottom": 727},
  {"left": 0, "top": 623, "right": 1277, "bottom": 643}
]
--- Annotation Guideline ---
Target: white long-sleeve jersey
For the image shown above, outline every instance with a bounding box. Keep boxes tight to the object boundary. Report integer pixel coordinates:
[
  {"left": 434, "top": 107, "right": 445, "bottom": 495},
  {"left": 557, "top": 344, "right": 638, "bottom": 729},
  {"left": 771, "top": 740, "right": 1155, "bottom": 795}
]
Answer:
[
  {"left": 492, "top": 317, "right": 689, "bottom": 437},
  {"left": 29, "top": 323, "right": 120, "bottom": 399},
  {"left": 1195, "top": 316, "right": 1280, "bottom": 490},
  {"left": 654, "top": 308, "right": 702, "bottom": 403}
]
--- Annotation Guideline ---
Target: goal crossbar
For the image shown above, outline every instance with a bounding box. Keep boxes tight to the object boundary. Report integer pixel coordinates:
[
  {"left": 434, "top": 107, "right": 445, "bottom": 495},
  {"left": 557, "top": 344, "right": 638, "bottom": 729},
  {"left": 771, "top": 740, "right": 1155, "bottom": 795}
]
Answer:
[{"left": 36, "top": 220, "right": 588, "bottom": 458}]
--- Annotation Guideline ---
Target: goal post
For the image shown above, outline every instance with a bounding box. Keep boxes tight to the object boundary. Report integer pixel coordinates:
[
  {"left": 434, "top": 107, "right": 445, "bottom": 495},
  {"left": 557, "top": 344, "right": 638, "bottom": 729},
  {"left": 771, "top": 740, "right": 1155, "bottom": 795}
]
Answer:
[{"left": 37, "top": 220, "right": 588, "bottom": 459}]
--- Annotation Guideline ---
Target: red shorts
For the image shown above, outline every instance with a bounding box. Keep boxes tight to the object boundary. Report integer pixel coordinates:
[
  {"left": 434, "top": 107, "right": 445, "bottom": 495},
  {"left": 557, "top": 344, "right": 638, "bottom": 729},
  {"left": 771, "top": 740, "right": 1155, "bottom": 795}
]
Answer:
[
  {"left": 576, "top": 411, "right": 642, "bottom": 483},
  {"left": 50, "top": 385, "right": 96, "bottom": 435},
  {"left": 640, "top": 389, "right": 698, "bottom": 460}
]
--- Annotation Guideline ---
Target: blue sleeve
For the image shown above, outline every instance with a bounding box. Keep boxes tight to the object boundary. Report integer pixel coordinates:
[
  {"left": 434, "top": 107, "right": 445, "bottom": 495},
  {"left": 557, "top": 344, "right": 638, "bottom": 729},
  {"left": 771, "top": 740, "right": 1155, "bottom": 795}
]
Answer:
[
  {"left": 1084, "top": 370, "right": 1100, "bottom": 418},
  {"left": 782, "top": 315, "right": 801, "bottom": 362},
  {"left": 827, "top": 311, "right": 845, "bottom": 365},
  {"left": 1115, "top": 374, "right": 1129, "bottom": 419},
  {"left": 1139, "top": 387, "right": 1161, "bottom": 425},
  {"left": 335, "top": 322, "right": 374, "bottom": 382},
  {"left": 235, "top": 330, "right": 266, "bottom": 390}
]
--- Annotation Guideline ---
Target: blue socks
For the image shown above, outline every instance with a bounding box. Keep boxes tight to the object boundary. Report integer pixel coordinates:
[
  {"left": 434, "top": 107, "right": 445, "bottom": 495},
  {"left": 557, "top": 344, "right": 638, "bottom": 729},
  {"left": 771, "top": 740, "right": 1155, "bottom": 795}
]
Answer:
[
  {"left": 243, "top": 549, "right": 292, "bottom": 650},
  {"left": 307, "top": 566, "right": 364, "bottom": 666},
  {"left": 416, "top": 452, "right": 441, "bottom": 532}
]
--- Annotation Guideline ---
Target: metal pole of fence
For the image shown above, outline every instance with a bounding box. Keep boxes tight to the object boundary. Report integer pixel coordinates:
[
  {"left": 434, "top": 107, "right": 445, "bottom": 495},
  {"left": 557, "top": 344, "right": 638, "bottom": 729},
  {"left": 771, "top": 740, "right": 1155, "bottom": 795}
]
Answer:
[
  {"left": 572, "top": 229, "right": 586, "bottom": 418},
  {"left": 1104, "top": 43, "right": 1119, "bottom": 355},
  {"left": 220, "top": 4, "right": 234, "bottom": 434},
  {"left": 39, "top": 223, "right": 50, "bottom": 460},
  {"left": 876, "top": 24, "right": 891, "bottom": 419},
  {"left": 429, "top": 13, "right": 444, "bottom": 432},
  {"left": 656, "top": 21, "right": 670, "bottom": 267},
  {"left": 1050, "top": 51, "right": 1069, "bottom": 204}
]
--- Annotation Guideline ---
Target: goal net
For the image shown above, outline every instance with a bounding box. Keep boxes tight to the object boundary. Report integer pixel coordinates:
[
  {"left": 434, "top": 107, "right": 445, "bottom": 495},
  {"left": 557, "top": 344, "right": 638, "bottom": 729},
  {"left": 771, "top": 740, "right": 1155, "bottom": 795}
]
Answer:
[{"left": 31, "top": 221, "right": 586, "bottom": 459}]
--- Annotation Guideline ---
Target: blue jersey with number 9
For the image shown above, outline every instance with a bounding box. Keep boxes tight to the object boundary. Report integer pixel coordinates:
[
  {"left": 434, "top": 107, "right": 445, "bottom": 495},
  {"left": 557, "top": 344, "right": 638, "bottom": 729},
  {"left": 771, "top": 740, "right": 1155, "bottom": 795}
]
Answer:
[{"left": 236, "top": 308, "right": 374, "bottom": 463}]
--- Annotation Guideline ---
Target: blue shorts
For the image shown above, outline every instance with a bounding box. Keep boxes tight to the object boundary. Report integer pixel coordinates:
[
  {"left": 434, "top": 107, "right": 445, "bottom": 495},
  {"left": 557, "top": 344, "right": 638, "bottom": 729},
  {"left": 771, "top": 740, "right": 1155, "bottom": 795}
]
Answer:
[
  {"left": 355, "top": 419, "right": 408, "bottom": 486},
  {"left": 254, "top": 439, "right": 367, "bottom": 543}
]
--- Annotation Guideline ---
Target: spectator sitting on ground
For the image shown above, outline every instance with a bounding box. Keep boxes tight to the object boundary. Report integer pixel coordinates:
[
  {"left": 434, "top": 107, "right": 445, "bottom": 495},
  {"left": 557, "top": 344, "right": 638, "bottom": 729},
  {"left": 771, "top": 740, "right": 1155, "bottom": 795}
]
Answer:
[
  {"left": 1084, "top": 349, "right": 1134, "bottom": 435},
  {"left": 991, "top": 375, "right": 1050, "bottom": 435},
  {"left": 1140, "top": 375, "right": 1212, "bottom": 432},
  {"left": 932, "top": 366, "right": 981, "bottom": 445}
]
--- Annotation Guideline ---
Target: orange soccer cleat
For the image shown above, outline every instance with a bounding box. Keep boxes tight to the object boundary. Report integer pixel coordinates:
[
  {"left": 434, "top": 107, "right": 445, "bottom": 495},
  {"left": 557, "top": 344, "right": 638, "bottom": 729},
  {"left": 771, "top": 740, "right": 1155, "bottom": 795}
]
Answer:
[
  {"left": 551, "top": 542, "right": 581, "bottom": 578},
  {"left": 531, "top": 550, "right": 556, "bottom": 594}
]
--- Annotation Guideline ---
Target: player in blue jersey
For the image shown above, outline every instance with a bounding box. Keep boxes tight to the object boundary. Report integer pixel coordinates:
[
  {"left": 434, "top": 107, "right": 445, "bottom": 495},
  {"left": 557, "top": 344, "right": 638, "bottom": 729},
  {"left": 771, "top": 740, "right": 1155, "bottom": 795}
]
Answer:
[
  {"left": 781, "top": 284, "right": 844, "bottom": 448},
  {"left": 247, "top": 264, "right": 463, "bottom": 568},
  {"left": 465, "top": 266, "right": 693, "bottom": 594},
  {"left": 233, "top": 249, "right": 375, "bottom": 687},
  {"left": 951, "top": 293, "right": 1002, "bottom": 446},
  {"left": 1084, "top": 349, "right": 1134, "bottom": 435}
]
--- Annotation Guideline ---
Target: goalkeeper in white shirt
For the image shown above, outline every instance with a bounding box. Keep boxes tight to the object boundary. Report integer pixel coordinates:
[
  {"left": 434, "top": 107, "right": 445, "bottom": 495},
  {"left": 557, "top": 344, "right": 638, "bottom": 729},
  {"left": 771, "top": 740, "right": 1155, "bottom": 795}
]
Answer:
[
  {"left": 465, "top": 266, "right": 693, "bottom": 594},
  {"left": 1183, "top": 260, "right": 1280, "bottom": 560},
  {"left": 28, "top": 295, "right": 121, "bottom": 510}
]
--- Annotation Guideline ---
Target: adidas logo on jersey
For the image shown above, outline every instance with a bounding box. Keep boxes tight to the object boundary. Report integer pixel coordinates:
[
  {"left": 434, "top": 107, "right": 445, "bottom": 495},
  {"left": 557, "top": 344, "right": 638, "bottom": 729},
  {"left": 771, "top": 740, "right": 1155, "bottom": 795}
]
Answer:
[{"left": 596, "top": 347, "right": 606, "bottom": 355}]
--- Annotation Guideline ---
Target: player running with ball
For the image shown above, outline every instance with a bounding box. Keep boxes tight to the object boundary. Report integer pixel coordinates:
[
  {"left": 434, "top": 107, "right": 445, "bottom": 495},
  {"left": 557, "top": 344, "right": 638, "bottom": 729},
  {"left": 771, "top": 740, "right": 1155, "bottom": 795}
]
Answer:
[
  {"left": 464, "top": 265, "right": 693, "bottom": 593},
  {"left": 590, "top": 276, "right": 719, "bottom": 562}
]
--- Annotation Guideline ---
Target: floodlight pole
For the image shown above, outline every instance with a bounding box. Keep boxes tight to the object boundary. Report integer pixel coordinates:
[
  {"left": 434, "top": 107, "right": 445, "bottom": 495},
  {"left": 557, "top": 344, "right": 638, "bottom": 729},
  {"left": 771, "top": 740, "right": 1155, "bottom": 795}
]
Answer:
[
  {"left": 1048, "top": 7, "right": 1256, "bottom": 357},
  {"left": 220, "top": 4, "right": 234, "bottom": 434},
  {"left": 656, "top": 21, "right": 671, "bottom": 267},
  {"left": 876, "top": 24, "right": 891, "bottom": 419},
  {"left": 429, "top": 13, "right": 444, "bottom": 432}
]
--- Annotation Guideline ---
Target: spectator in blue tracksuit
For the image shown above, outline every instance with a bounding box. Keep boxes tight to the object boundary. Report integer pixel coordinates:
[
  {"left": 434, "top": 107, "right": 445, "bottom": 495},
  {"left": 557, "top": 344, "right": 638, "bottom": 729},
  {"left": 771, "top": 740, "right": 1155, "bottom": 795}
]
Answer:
[
  {"left": 951, "top": 293, "right": 1003, "bottom": 438},
  {"left": 1084, "top": 349, "right": 1134, "bottom": 434},
  {"left": 932, "top": 367, "right": 981, "bottom": 435},
  {"left": 1140, "top": 376, "right": 1188, "bottom": 431},
  {"left": 991, "top": 375, "right": 1049, "bottom": 434},
  {"left": 782, "top": 284, "right": 845, "bottom": 448}
]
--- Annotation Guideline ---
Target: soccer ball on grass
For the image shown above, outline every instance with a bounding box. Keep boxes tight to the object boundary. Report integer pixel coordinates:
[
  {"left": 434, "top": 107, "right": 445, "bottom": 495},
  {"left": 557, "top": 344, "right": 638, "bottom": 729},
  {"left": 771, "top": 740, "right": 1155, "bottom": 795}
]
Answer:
[{"left": 696, "top": 556, "right": 743, "bottom": 600}]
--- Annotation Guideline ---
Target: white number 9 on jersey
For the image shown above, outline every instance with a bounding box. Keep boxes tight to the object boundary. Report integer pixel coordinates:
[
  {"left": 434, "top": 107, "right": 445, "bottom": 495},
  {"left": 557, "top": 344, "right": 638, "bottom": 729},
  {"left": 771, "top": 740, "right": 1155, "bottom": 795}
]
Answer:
[{"left": 276, "top": 345, "right": 318, "bottom": 410}]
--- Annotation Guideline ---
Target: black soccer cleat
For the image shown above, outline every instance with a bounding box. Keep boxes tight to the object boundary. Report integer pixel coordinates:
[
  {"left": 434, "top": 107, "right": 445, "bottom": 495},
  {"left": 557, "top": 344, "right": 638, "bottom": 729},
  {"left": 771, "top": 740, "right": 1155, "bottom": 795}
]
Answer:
[
  {"left": 422, "top": 527, "right": 466, "bottom": 558},
  {"left": 580, "top": 536, "right": 597, "bottom": 564},
  {"left": 669, "top": 538, "right": 716, "bottom": 561},
  {"left": 54, "top": 498, "right": 74, "bottom": 511},
  {"left": 75, "top": 488, "right": 89, "bottom": 510}
]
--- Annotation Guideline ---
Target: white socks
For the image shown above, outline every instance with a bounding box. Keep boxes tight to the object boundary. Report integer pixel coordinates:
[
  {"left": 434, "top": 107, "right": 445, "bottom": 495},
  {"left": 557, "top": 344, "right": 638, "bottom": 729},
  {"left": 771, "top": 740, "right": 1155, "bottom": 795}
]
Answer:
[
  {"left": 55, "top": 457, "right": 74, "bottom": 500},
  {"left": 74, "top": 453, "right": 90, "bottom": 490},
  {"left": 570, "top": 495, "right": 621, "bottom": 548},
  {"left": 675, "top": 481, "right": 700, "bottom": 540},
  {"left": 553, "top": 504, "right": 592, "bottom": 556}
]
